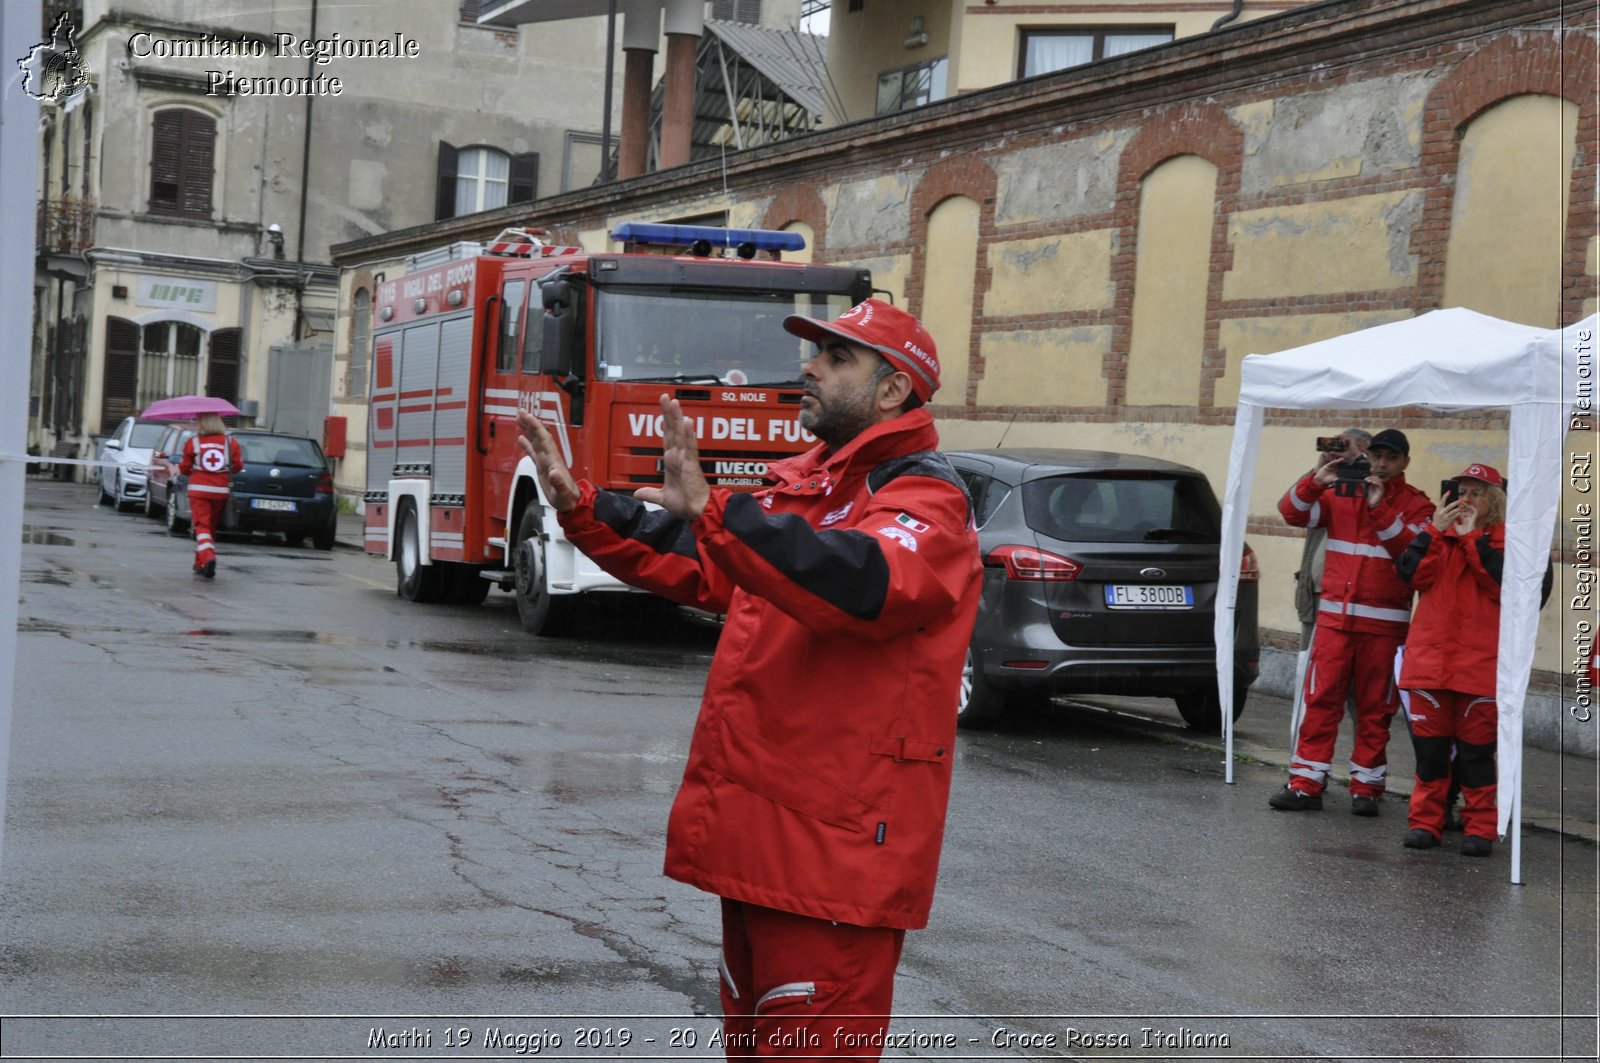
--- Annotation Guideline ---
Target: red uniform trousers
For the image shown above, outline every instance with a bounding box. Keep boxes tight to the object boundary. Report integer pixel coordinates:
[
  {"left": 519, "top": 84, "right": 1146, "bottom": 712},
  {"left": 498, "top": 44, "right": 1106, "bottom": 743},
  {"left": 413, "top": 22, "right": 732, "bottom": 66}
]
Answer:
[
  {"left": 1289, "top": 625, "right": 1403, "bottom": 798},
  {"left": 718, "top": 899, "right": 905, "bottom": 1061},
  {"left": 190, "top": 492, "right": 228, "bottom": 571},
  {"left": 1404, "top": 688, "right": 1497, "bottom": 841}
]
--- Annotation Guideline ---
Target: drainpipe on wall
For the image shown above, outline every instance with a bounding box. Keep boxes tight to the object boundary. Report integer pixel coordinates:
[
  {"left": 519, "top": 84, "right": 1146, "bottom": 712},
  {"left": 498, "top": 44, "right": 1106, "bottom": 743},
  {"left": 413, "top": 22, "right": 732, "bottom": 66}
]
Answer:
[
  {"left": 1212, "top": 0, "right": 1246, "bottom": 31},
  {"left": 294, "top": 0, "right": 318, "bottom": 341}
]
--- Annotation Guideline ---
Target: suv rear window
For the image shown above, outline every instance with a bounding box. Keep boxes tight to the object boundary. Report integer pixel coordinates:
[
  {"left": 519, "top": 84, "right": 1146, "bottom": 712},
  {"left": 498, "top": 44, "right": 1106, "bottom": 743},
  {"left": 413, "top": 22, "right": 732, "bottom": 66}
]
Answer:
[
  {"left": 1022, "top": 473, "right": 1221, "bottom": 544},
  {"left": 236, "top": 435, "right": 324, "bottom": 468}
]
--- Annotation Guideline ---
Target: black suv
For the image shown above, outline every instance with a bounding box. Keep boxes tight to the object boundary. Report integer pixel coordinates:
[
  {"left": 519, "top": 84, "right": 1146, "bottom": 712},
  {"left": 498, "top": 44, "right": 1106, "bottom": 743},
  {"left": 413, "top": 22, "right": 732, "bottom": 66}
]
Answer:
[{"left": 945, "top": 449, "right": 1260, "bottom": 732}]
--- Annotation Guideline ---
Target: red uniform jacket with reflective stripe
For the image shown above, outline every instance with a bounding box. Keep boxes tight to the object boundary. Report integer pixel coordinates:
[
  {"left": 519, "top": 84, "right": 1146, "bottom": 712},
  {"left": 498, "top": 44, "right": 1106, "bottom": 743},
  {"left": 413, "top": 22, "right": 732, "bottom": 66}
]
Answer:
[
  {"left": 557, "top": 409, "right": 982, "bottom": 929},
  {"left": 179, "top": 434, "right": 243, "bottom": 496},
  {"left": 1279, "top": 472, "right": 1433, "bottom": 636},
  {"left": 1397, "top": 522, "right": 1503, "bottom": 697}
]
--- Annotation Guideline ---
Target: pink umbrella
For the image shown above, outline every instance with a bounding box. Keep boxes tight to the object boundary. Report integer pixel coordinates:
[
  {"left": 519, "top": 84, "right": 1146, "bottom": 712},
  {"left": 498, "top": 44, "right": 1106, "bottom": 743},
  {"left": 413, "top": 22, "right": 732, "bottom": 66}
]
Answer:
[{"left": 140, "top": 395, "right": 242, "bottom": 420}]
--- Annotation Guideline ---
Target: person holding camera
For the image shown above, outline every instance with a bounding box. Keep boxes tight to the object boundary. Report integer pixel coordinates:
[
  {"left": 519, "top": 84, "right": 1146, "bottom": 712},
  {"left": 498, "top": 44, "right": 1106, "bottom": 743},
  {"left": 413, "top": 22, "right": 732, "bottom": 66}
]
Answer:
[
  {"left": 1294, "top": 429, "right": 1372, "bottom": 648},
  {"left": 1270, "top": 428, "right": 1434, "bottom": 815},
  {"left": 1395, "top": 464, "right": 1543, "bottom": 856}
]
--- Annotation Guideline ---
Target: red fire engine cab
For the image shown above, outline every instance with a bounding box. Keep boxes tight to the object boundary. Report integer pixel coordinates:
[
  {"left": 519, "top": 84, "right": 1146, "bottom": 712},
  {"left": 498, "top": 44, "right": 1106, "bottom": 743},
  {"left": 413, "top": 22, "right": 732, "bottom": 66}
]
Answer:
[{"left": 364, "top": 222, "right": 873, "bottom": 634}]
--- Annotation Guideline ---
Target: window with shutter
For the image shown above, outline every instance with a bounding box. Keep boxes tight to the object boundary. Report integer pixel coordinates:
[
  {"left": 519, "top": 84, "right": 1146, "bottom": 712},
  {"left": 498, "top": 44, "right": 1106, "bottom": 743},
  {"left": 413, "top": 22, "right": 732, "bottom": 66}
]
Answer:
[
  {"left": 508, "top": 152, "right": 538, "bottom": 204},
  {"left": 454, "top": 147, "right": 510, "bottom": 216},
  {"left": 101, "top": 317, "right": 140, "bottom": 428},
  {"left": 149, "top": 108, "right": 215, "bottom": 218},
  {"left": 435, "top": 141, "right": 458, "bottom": 221},
  {"left": 207, "top": 328, "right": 242, "bottom": 405},
  {"left": 711, "top": 0, "right": 761, "bottom": 21},
  {"left": 348, "top": 292, "right": 370, "bottom": 400}
]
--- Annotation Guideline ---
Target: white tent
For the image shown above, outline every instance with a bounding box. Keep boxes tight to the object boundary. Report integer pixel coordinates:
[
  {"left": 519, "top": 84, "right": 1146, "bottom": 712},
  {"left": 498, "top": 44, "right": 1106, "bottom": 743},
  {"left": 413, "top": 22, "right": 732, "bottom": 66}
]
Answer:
[{"left": 1215, "top": 307, "right": 1596, "bottom": 884}]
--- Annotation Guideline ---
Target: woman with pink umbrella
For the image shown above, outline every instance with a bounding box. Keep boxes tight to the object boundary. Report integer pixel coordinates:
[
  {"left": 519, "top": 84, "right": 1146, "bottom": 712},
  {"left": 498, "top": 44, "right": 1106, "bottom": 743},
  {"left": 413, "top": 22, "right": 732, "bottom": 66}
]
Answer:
[{"left": 176, "top": 411, "right": 242, "bottom": 579}]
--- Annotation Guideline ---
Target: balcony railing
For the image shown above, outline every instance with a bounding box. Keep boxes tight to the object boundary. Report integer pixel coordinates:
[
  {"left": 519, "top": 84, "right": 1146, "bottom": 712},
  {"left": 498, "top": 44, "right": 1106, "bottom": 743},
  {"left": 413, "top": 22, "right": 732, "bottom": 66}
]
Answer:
[{"left": 37, "top": 195, "right": 95, "bottom": 252}]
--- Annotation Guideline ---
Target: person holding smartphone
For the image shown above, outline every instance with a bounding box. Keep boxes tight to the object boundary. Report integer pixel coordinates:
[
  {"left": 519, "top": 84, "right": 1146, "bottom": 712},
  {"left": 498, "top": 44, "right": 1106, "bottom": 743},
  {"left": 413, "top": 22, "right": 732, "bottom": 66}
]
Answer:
[{"left": 1394, "top": 463, "right": 1508, "bottom": 856}]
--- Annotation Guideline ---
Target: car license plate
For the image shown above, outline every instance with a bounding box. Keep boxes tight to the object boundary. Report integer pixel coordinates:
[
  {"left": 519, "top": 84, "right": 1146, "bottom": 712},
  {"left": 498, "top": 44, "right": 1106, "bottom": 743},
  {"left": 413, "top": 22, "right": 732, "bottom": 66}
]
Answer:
[
  {"left": 1104, "top": 584, "right": 1194, "bottom": 609},
  {"left": 250, "top": 498, "right": 298, "bottom": 512}
]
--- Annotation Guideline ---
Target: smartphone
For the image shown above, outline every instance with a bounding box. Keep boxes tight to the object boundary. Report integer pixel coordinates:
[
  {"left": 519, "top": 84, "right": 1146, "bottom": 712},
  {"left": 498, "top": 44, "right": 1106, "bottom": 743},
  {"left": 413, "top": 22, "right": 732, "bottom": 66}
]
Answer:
[
  {"left": 1440, "top": 478, "right": 1460, "bottom": 504},
  {"left": 1315, "top": 436, "right": 1345, "bottom": 454}
]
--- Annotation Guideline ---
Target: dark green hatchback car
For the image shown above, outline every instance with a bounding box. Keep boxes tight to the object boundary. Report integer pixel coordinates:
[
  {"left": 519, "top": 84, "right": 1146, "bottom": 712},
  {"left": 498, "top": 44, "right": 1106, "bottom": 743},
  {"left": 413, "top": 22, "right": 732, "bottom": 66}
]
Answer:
[{"left": 167, "top": 430, "right": 338, "bottom": 549}]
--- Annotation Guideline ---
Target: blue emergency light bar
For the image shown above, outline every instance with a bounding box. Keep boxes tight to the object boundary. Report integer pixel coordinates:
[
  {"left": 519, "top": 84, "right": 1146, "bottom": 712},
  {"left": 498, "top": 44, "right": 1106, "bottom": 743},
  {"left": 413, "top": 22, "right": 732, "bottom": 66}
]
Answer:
[{"left": 610, "top": 222, "right": 806, "bottom": 254}]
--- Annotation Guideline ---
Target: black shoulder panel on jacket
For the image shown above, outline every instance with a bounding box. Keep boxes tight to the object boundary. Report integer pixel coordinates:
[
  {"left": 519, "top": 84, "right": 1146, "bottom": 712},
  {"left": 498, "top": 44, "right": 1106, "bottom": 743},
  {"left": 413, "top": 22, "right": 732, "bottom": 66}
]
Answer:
[
  {"left": 593, "top": 488, "right": 700, "bottom": 560},
  {"left": 721, "top": 492, "right": 889, "bottom": 621},
  {"left": 866, "top": 450, "right": 974, "bottom": 524}
]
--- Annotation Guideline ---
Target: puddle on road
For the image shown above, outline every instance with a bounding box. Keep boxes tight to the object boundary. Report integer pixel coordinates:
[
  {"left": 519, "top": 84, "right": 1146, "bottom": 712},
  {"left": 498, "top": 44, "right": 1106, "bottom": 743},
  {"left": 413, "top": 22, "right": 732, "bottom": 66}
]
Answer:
[
  {"left": 391, "top": 638, "right": 524, "bottom": 658},
  {"left": 20, "top": 526, "right": 91, "bottom": 548},
  {"left": 183, "top": 629, "right": 359, "bottom": 646}
]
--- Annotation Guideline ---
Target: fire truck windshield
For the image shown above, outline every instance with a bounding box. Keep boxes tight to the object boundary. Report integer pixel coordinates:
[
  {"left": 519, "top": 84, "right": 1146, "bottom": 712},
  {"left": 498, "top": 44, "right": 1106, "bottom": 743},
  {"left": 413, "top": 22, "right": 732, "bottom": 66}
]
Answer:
[{"left": 596, "top": 286, "right": 855, "bottom": 387}]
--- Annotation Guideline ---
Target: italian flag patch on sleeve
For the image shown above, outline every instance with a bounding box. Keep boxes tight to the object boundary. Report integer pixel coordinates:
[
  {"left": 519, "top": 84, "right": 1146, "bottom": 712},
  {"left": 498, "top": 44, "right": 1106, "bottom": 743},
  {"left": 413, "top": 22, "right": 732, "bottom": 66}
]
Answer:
[{"left": 895, "top": 513, "right": 930, "bottom": 534}]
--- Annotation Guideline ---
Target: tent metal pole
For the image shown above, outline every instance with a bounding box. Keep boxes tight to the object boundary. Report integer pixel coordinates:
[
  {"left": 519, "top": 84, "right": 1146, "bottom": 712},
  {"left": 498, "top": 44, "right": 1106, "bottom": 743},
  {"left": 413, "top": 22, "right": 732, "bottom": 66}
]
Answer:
[{"left": 1509, "top": 780, "right": 1523, "bottom": 884}]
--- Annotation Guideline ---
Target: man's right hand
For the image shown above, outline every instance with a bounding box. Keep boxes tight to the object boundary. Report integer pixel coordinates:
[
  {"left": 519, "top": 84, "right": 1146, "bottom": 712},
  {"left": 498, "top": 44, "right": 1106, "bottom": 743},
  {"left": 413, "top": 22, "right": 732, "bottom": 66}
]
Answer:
[
  {"left": 516, "top": 409, "right": 581, "bottom": 513},
  {"left": 1312, "top": 457, "right": 1343, "bottom": 487}
]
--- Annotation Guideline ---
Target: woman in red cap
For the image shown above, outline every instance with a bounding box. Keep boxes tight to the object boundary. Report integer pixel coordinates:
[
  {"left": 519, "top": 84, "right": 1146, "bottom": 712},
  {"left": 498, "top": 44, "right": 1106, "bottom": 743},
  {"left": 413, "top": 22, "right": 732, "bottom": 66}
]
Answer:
[{"left": 1394, "top": 463, "right": 1508, "bottom": 856}]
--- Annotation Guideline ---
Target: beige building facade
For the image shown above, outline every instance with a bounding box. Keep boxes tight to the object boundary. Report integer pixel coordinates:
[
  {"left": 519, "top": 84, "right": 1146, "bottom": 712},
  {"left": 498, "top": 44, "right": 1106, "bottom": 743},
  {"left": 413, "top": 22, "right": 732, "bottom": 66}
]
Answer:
[
  {"left": 330, "top": 0, "right": 1596, "bottom": 715},
  {"left": 821, "top": 0, "right": 1309, "bottom": 125}
]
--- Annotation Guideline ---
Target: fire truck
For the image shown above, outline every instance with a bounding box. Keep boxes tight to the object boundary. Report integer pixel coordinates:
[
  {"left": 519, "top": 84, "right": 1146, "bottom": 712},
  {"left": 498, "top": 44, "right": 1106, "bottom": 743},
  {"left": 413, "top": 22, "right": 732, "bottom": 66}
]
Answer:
[{"left": 364, "top": 222, "right": 873, "bottom": 634}]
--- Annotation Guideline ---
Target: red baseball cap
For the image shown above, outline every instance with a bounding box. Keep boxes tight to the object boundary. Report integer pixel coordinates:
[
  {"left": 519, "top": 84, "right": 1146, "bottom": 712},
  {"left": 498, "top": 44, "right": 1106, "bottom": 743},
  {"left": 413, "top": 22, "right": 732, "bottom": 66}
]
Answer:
[
  {"left": 1456, "top": 462, "right": 1505, "bottom": 490},
  {"left": 783, "top": 298, "right": 941, "bottom": 401}
]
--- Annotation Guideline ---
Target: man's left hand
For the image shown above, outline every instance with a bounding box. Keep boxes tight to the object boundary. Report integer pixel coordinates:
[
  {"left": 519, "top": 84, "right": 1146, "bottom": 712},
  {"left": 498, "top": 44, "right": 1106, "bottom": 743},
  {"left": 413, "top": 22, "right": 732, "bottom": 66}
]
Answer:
[{"left": 634, "top": 394, "right": 710, "bottom": 520}]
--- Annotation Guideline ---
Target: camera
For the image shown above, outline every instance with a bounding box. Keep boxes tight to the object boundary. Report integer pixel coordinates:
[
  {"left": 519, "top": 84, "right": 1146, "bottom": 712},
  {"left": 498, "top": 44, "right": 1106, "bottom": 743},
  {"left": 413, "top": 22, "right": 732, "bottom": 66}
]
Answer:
[
  {"left": 1441, "top": 478, "right": 1460, "bottom": 504},
  {"left": 1314, "top": 436, "right": 1348, "bottom": 455},
  {"left": 1332, "top": 452, "right": 1372, "bottom": 497}
]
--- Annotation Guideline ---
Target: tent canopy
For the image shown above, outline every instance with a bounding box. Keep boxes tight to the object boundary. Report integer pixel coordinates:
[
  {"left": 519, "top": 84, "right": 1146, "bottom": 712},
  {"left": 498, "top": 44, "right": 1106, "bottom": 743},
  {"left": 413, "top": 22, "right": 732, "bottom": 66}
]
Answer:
[
  {"left": 1216, "top": 307, "right": 1594, "bottom": 881},
  {"left": 1237, "top": 308, "right": 1573, "bottom": 411}
]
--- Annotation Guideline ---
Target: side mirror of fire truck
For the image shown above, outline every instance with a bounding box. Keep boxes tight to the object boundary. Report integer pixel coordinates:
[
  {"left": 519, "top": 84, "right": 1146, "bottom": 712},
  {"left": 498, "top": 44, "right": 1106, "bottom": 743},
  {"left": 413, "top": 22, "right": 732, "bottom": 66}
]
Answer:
[{"left": 538, "top": 277, "right": 580, "bottom": 381}]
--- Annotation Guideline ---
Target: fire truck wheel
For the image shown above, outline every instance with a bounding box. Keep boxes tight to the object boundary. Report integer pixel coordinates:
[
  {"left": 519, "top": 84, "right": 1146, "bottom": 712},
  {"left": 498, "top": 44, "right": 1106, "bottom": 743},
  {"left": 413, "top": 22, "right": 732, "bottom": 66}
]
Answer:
[
  {"left": 514, "top": 506, "right": 576, "bottom": 635},
  {"left": 395, "top": 501, "right": 442, "bottom": 603}
]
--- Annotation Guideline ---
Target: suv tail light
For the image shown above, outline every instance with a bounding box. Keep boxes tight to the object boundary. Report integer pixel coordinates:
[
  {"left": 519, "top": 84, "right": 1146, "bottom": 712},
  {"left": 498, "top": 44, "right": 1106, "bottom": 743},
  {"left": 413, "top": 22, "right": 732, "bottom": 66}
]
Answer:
[
  {"left": 1239, "top": 543, "right": 1260, "bottom": 583},
  {"left": 985, "top": 544, "right": 1082, "bottom": 581}
]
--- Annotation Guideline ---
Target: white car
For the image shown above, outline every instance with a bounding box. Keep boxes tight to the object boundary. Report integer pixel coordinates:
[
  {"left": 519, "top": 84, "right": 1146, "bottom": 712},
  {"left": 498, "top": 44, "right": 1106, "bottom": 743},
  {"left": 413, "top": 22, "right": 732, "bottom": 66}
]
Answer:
[{"left": 97, "top": 416, "right": 180, "bottom": 511}]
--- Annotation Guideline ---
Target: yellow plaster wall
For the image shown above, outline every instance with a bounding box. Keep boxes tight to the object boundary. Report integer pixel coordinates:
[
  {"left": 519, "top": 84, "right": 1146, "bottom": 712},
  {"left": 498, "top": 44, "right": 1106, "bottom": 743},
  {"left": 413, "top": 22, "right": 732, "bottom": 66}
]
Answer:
[
  {"left": 976, "top": 327, "right": 1108, "bottom": 407},
  {"left": 1223, "top": 192, "right": 1421, "bottom": 300},
  {"left": 923, "top": 197, "right": 979, "bottom": 401},
  {"left": 852, "top": 255, "right": 912, "bottom": 308},
  {"left": 955, "top": 8, "right": 1227, "bottom": 92},
  {"left": 780, "top": 221, "right": 815, "bottom": 264},
  {"left": 985, "top": 230, "right": 1115, "bottom": 317},
  {"left": 1215, "top": 310, "right": 1414, "bottom": 407},
  {"left": 822, "top": 2, "right": 953, "bottom": 124},
  {"left": 1126, "top": 155, "right": 1217, "bottom": 406},
  {"left": 1441, "top": 94, "right": 1579, "bottom": 329}
]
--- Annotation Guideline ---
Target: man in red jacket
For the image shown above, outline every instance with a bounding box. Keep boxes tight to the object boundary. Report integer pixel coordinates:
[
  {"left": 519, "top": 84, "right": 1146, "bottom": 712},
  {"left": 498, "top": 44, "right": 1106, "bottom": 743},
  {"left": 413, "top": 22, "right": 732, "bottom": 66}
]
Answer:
[
  {"left": 519, "top": 300, "right": 981, "bottom": 1060},
  {"left": 1270, "top": 428, "right": 1434, "bottom": 815}
]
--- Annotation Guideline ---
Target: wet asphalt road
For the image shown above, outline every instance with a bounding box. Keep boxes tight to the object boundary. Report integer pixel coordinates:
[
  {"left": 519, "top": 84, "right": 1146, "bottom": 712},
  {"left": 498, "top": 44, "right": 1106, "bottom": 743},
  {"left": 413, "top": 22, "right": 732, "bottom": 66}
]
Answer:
[{"left": 1, "top": 479, "right": 1595, "bottom": 1062}]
